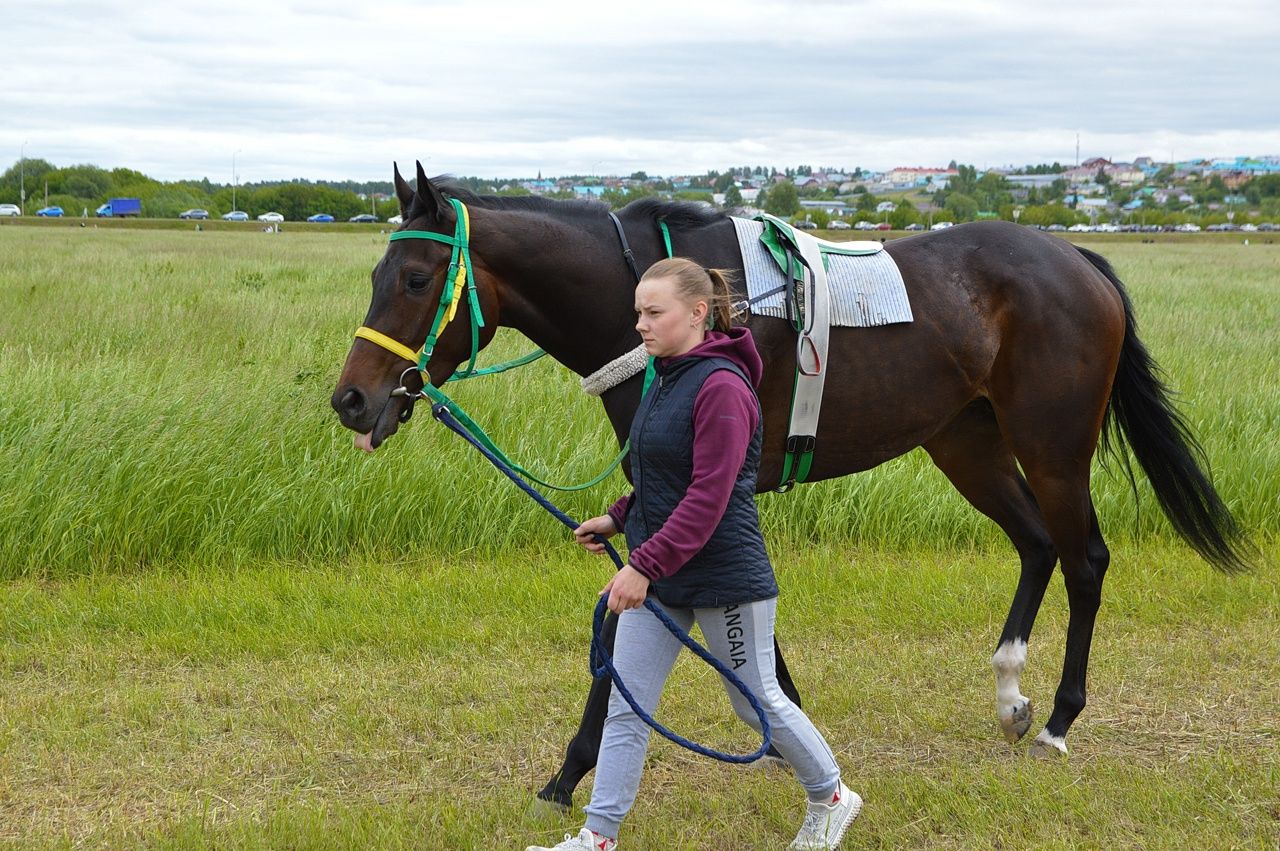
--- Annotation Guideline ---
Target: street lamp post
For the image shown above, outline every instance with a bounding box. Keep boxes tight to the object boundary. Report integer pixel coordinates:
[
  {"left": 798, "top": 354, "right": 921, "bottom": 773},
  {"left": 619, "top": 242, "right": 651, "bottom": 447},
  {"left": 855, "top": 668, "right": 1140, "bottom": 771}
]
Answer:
[
  {"left": 232, "top": 149, "right": 242, "bottom": 213},
  {"left": 19, "top": 141, "right": 26, "bottom": 215}
]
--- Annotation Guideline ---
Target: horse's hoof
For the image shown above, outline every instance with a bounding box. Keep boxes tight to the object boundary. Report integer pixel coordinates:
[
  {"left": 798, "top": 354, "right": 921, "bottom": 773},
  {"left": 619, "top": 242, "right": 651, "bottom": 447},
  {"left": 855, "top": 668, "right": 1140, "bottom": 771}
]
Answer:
[
  {"left": 526, "top": 795, "right": 572, "bottom": 822},
  {"left": 1027, "top": 731, "right": 1068, "bottom": 759},
  {"left": 998, "top": 697, "right": 1034, "bottom": 743}
]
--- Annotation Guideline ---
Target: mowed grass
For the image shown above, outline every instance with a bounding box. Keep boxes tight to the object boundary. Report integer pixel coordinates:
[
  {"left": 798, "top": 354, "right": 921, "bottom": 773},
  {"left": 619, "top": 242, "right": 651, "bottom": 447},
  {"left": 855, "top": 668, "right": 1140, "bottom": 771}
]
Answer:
[{"left": 0, "top": 227, "right": 1277, "bottom": 847}]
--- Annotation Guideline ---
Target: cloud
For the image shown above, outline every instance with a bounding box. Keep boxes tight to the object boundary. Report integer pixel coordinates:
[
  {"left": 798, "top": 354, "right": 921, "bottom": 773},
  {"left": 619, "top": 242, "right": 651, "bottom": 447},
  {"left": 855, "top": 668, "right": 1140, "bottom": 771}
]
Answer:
[{"left": 2, "top": 0, "right": 1276, "bottom": 180}]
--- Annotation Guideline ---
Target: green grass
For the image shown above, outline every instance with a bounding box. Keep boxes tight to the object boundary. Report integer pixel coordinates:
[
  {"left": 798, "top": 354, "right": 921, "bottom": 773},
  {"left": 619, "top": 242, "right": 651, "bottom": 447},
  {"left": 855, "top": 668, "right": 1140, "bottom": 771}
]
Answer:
[
  {"left": 0, "top": 228, "right": 1277, "bottom": 847},
  {"left": 1, "top": 544, "right": 1276, "bottom": 847},
  {"left": 0, "top": 229, "right": 1276, "bottom": 577}
]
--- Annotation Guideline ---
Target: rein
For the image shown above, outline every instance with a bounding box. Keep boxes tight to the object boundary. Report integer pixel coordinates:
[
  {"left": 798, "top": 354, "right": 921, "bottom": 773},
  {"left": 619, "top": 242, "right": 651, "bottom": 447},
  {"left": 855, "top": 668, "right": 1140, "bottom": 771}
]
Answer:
[{"left": 428, "top": 398, "right": 772, "bottom": 764}]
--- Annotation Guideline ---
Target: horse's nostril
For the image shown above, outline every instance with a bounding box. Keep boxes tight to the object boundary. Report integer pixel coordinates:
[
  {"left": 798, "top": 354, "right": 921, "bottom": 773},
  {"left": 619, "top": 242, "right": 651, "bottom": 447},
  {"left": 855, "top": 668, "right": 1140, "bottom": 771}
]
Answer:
[{"left": 337, "top": 387, "right": 366, "bottom": 419}]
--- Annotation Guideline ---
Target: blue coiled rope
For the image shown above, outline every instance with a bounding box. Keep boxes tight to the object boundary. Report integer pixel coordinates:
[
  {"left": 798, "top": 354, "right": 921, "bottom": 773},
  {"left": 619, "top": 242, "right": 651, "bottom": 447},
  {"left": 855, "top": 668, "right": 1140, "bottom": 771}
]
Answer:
[{"left": 429, "top": 401, "right": 772, "bottom": 764}]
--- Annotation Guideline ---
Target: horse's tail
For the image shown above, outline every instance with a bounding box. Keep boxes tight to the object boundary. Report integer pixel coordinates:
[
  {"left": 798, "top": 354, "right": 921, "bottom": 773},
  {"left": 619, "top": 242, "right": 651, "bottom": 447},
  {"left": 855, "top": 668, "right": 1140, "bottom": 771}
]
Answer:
[{"left": 1077, "top": 245, "right": 1254, "bottom": 572}]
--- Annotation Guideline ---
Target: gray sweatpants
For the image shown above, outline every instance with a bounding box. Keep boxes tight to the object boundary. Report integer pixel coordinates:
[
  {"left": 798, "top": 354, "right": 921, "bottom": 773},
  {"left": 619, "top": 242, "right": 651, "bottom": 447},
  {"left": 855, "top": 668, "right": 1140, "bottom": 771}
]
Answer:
[{"left": 583, "top": 596, "right": 840, "bottom": 839}]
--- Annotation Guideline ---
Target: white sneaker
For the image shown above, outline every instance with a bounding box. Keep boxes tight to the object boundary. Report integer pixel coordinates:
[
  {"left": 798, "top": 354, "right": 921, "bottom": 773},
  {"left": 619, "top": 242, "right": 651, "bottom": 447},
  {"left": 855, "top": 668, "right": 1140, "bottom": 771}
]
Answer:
[
  {"left": 525, "top": 827, "right": 617, "bottom": 851},
  {"left": 788, "top": 781, "right": 862, "bottom": 850}
]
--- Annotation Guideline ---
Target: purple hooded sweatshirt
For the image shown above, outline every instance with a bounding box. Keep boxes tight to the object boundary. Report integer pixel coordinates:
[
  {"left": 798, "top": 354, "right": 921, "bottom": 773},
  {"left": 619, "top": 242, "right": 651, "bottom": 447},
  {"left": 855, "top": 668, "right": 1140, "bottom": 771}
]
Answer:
[{"left": 606, "top": 327, "right": 764, "bottom": 581}]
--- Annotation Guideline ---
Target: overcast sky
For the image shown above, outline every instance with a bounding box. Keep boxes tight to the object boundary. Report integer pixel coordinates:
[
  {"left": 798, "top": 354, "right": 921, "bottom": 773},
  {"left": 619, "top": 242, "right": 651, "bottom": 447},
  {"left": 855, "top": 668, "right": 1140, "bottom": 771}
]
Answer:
[{"left": 3, "top": 0, "right": 1278, "bottom": 183}]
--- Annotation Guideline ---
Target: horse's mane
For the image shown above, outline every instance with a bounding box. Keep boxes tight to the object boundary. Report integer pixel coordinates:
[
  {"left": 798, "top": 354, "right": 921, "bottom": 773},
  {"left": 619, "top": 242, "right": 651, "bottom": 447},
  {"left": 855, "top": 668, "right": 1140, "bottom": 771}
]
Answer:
[
  {"left": 429, "top": 177, "right": 728, "bottom": 230},
  {"left": 624, "top": 197, "right": 726, "bottom": 230},
  {"left": 433, "top": 178, "right": 606, "bottom": 220}
]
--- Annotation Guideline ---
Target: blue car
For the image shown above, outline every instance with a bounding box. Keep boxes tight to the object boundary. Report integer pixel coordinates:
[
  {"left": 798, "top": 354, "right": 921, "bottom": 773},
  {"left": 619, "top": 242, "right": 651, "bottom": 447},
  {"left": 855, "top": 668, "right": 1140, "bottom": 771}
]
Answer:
[
  {"left": 37, "top": 206, "right": 64, "bottom": 217},
  {"left": 221, "top": 210, "right": 249, "bottom": 222},
  {"left": 307, "top": 213, "right": 334, "bottom": 223}
]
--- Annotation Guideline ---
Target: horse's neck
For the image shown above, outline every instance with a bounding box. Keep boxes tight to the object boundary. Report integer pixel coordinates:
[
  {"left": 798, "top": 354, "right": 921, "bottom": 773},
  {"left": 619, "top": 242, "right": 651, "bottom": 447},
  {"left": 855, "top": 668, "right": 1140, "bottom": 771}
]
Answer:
[
  {"left": 478, "top": 204, "right": 738, "bottom": 447},
  {"left": 481, "top": 207, "right": 640, "bottom": 379}
]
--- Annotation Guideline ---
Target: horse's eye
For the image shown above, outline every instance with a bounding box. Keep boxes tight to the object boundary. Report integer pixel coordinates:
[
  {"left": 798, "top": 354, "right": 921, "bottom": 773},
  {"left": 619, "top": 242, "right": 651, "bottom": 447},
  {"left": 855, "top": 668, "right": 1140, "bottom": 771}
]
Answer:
[{"left": 406, "top": 274, "right": 429, "bottom": 293}]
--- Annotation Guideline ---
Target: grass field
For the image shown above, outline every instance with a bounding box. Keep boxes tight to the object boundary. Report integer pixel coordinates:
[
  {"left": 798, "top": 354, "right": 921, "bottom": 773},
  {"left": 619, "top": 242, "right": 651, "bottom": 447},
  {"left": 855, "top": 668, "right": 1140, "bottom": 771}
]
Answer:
[{"left": 0, "top": 226, "right": 1276, "bottom": 847}]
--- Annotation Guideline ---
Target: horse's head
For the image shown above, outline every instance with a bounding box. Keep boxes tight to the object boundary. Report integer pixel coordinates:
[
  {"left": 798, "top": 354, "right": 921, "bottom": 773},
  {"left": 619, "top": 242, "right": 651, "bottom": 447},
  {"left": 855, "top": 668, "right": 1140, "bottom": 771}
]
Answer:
[{"left": 331, "top": 161, "right": 498, "bottom": 451}]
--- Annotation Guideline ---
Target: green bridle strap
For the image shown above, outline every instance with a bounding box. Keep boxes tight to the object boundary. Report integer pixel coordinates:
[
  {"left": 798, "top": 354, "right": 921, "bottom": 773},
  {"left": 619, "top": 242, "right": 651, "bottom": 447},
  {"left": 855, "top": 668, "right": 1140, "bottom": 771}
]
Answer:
[
  {"left": 388, "top": 197, "right": 487, "bottom": 378},
  {"left": 357, "top": 196, "right": 630, "bottom": 492},
  {"left": 658, "top": 219, "right": 674, "bottom": 258}
]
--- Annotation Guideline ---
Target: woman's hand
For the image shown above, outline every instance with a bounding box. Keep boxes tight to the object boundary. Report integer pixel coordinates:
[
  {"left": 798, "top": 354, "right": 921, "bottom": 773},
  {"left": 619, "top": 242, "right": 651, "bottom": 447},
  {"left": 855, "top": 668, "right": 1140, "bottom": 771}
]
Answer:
[
  {"left": 600, "top": 565, "right": 650, "bottom": 614},
  {"left": 573, "top": 515, "right": 619, "bottom": 554}
]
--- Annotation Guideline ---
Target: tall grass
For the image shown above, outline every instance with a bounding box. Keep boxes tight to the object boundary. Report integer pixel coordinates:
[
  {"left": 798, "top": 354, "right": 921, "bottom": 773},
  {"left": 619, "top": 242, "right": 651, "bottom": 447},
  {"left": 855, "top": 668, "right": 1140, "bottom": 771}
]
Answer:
[{"left": 0, "top": 229, "right": 1276, "bottom": 578}]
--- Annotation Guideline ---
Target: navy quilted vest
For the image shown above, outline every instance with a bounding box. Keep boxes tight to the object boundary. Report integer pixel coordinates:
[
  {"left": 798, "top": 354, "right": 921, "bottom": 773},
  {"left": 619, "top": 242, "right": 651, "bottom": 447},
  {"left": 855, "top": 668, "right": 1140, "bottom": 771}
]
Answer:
[{"left": 624, "top": 355, "right": 777, "bottom": 608}]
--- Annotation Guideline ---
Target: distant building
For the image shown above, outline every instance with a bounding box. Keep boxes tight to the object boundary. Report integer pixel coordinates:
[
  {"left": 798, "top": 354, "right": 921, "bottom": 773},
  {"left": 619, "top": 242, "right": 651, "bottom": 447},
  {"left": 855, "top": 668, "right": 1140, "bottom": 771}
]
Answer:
[
  {"left": 522, "top": 179, "right": 557, "bottom": 194},
  {"left": 799, "top": 199, "right": 849, "bottom": 214},
  {"left": 1005, "top": 174, "right": 1062, "bottom": 189},
  {"left": 885, "top": 166, "right": 957, "bottom": 188}
]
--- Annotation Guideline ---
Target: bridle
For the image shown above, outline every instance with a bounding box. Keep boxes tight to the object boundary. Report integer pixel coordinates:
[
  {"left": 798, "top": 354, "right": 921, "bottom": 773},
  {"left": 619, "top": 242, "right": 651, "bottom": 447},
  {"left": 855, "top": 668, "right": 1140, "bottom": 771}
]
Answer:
[{"left": 352, "top": 197, "right": 485, "bottom": 414}]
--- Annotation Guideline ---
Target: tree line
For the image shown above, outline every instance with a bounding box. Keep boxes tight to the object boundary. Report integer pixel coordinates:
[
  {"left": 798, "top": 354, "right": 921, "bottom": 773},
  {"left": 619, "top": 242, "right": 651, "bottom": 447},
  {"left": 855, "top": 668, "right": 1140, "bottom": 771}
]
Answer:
[
  {"left": 0, "top": 160, "right": 400, "bottom": 220},
  {"left": 4, "top": 158, "right": 1277, "bottom": 226}
]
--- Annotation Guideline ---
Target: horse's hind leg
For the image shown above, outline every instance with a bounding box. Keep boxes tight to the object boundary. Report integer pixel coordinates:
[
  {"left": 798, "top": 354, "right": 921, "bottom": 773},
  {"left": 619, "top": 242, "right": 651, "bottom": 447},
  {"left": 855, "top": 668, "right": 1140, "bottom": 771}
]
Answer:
[
  {"left": 1019, "top": 491, "right": 1111, "bottom": 757},
  {"left": 994, "top": 388, "right": 1114, "bottom": 755},
  {"left": 923, "top": 400, "right": 1058, "bottom": 743}
]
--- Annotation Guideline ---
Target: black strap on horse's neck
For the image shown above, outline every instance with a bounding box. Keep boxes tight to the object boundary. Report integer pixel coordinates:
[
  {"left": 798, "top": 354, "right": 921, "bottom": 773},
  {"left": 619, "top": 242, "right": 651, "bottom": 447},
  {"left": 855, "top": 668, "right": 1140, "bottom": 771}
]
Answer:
[{"left": 608, "top": 212, "right": 642, "bottom": 283}]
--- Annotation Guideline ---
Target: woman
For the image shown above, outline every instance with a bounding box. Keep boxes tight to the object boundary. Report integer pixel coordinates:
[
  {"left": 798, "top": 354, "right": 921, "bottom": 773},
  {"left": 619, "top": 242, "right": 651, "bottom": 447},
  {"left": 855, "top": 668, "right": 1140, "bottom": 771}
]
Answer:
[{"left": 527, "top": 258, "right": 860, "bottom": 851}]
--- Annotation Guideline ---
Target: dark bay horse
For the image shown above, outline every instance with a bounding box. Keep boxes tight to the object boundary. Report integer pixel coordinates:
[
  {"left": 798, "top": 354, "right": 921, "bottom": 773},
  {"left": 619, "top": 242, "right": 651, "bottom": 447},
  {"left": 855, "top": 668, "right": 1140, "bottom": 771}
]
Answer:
[{"left": 331, "top": 163, "right": 1251, "bottom": 807}]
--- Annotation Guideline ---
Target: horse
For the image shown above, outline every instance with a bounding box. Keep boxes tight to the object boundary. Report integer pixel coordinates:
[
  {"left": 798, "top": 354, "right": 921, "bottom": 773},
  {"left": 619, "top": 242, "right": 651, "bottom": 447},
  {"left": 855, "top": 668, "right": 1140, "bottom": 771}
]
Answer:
[{"left": 331, "top": 162, "right": 1252, "bottom": 809}]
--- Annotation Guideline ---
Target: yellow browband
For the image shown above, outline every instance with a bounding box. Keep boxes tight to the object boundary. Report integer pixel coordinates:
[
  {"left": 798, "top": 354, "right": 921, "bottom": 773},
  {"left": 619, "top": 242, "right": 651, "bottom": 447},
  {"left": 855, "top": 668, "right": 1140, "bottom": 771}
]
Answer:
[{"left": 354, "top": 325, "right": 419, "bottom": 364}]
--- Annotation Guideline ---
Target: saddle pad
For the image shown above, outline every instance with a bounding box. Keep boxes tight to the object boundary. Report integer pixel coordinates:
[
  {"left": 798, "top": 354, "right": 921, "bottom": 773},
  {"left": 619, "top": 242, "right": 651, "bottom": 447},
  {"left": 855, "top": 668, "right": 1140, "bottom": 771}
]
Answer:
[{"left": 731, "top": 217, "right": 914, "bottom": 328}]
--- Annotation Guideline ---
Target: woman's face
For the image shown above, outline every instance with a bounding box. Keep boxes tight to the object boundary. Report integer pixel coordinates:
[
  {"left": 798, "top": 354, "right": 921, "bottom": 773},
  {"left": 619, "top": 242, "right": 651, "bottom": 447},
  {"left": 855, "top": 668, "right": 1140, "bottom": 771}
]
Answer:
[{"left": 635, "top": 276, "right": 708, "bottom": 359}]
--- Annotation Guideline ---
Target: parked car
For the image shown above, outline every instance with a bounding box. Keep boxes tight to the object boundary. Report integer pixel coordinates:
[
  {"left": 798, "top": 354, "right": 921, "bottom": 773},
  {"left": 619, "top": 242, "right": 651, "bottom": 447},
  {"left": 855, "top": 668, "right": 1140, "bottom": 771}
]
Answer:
[
  {"left": 307, "top": 213, "right": 335, "bottom": 223},
  {"left": 37, "top": 206, "right": 64, "bottom": 217},
  {"left": 388, "top": 214, "right": 404, "bottom": 225},
  {"left": 1175, "top": 223, "right": 1201, "bottom": 232},
  {"left": 1046, "top": 224, "right": 1067, "bottom": 232},
  {"left": 875, "top": 222, "right": 892, "bottom": 230},
  {"left": 222, "top": 210, "right": 249, "bottom": 221},
  {"left": 794, "top": 219, "right": 817, "bottom": 230},
  {"left": 853, "top": 220, "right": 875, "bottom": 230},
  {"left": 179, "top": 209, "right": 209, "bottom": 220},
  {"left": 258, "top": 212, "right": 284, "bottom": 223},
  {"left": 349, "top": 213, "right": 378, "bottom": 223},
  {"left": 930, "top": 221, "right": 954, "bottom": 230},
  {"left": 1240, "top": 223, "right": 1259, "bottom": 232},
  {"left": 0, "top": 203, "right": 20, "bottom": 216},
  {"left": 903, "top": 223, "right": 924, "bottom": 231},
  {"left": 827, "top": 220, "right": 851, "bottom": 230}
]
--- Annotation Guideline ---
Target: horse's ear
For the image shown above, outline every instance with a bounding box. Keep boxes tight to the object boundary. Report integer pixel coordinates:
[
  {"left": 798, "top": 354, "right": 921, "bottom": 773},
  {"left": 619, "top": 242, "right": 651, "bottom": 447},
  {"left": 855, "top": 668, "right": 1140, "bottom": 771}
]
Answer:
[
  {"left": 412, "top": 160, "right": 450, "bottom": 223},
  {"left": 393, "top": 163, "right": 414, "bottom": 219}
]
